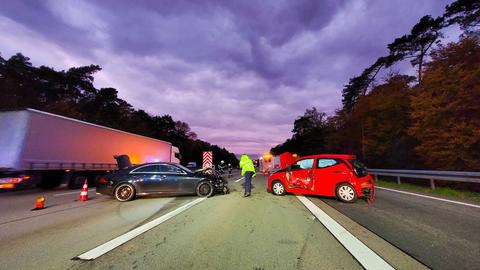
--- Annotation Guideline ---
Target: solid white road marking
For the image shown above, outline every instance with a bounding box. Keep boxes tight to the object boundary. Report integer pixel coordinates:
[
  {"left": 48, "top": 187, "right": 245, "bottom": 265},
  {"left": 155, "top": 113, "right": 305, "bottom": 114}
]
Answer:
[
  {"left": 53, "top": 188, "right": 95, "bottom": 197},
  {"left": 234, "top": 177, "right": 244, "bottom": 182},
  {"left": 296, "top": 195, "right": 395, "bottom": 270},
  {"left": 377, "top": 186, "right": 480, "bottom": 209},
  {"left": 74, "top": 197, "right": 207, "bottom": 260}
]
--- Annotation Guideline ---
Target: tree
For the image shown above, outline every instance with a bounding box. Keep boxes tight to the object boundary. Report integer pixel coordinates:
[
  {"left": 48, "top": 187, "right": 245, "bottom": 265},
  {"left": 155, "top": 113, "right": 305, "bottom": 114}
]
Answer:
[
  {"left": 292, "top": 107, "right": 325, "bottom": 137},
  {"left": 0, "top": 51, "right": 238, "bottom": 166},
  {"left": 409, "top": 36, "right": 480, "bottom": 170},
  {"left": 272, "top": 107, "right": 328, "bottom": 156},
  {"left": 351, "top": 75, "right": 418, "bottom": 168},
  {"left": 444, "top": 0, "right": 480, "bottom": 33},
  {"left": 0, "top": 53, "right": 38, "bottom": 108},
  {"left": 174, "top": 121, "right": 197, "bottom": 141},
  {"left": 388, "top": 15, "right": 445, "bottom": 84},
  {"left": 342, "top": 55, "right": 400, "bottom": 112}
]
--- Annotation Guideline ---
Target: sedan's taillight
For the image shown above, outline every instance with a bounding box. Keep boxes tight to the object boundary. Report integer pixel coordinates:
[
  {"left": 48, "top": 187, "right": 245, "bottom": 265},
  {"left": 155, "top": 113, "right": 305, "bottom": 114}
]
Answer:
[{"left": 98, "top": 177, "right": 108, "bottom": 184}]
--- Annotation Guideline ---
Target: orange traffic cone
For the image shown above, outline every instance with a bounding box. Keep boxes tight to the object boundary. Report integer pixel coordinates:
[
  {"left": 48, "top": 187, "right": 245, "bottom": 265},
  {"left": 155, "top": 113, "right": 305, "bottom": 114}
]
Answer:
[
  {"left": 32, "top": 195, "right": 45, "bottom": 210},
  {"left": 79, "top": 179, "right": 89, "bottom": 201}
]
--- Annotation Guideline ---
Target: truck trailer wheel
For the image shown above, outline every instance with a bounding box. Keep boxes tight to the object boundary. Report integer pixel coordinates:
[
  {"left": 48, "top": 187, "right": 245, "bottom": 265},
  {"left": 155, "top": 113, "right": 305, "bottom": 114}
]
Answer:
[
  {"left": 68, "top": 173, "right": 87, "bottom": 189},
  {"left": 39, "top": 172, "right": 63, "bottom": 189}
]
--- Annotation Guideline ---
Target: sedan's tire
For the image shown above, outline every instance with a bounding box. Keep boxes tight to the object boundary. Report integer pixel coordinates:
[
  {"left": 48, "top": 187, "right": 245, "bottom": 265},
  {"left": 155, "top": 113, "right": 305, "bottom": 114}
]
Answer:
[
  {"left": 271, "top": 180, "right": 286, "bottom": 196},
  {"left": 196, "top": 181, "right": 214, "bottom": 197},
  {"left": 114, "top": 183, "right": 136, "bottom": 202},
  {"left": 335, "top": 183, "right": 357, "bottom": 203}
]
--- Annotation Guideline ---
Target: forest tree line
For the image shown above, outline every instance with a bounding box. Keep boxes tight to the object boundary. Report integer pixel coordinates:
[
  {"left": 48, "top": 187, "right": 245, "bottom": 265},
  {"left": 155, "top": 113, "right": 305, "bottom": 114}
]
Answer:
[
  {"left": 272, "top": 0, "right": 480, "bottom": 170},
  {"left": 0, "top": 54, "right": 238, "bottom": 167}
]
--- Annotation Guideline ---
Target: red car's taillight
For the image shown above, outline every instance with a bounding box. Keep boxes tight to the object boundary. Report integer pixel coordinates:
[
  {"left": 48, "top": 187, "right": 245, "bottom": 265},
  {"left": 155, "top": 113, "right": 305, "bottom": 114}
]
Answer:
[{"left": 360, "top": 180, "right": 373, "bottom": 188}]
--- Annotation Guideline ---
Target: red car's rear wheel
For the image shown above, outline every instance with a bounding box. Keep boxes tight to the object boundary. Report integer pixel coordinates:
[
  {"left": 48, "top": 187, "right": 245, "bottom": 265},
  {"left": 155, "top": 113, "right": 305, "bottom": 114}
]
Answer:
[{"left": 336, "top": 183, "right": 357, "bottom": 203}]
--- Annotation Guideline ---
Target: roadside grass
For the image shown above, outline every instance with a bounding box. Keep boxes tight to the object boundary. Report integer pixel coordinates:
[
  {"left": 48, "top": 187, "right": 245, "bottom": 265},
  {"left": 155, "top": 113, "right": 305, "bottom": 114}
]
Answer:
[{"left": 376, "top": 179, "right": 480, "bottom": 203}]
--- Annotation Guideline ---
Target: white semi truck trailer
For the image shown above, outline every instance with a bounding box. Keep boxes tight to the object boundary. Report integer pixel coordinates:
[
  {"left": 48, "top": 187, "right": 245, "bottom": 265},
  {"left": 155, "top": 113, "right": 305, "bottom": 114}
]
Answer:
[{"left": 0, "top": 109, "right": 181, "bottom": 189}]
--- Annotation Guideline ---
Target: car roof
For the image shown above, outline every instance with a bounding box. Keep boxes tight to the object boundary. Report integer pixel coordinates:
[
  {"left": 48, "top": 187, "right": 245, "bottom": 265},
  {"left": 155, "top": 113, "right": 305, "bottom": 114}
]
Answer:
[
  {"left": 297, "top": 154, "right": 356, "bottom": 160},
  {"left": 130, "top": 162, "right": 178, "bottom": 169}
]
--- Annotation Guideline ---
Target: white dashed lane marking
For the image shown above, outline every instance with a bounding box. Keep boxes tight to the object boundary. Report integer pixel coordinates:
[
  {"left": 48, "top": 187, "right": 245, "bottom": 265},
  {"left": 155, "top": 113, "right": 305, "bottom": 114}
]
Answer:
[
  {"left": 74, "top": 197, "right": 207, "bottom": 260},
  {"left": 234, "top": 177, "right": 244, "bottom": 183},
  {"left": 297, "top": 195, "right": 395, "bottom": 270},
  {"left": 377, "top": 186, "right": 480, "bottom": 209}
]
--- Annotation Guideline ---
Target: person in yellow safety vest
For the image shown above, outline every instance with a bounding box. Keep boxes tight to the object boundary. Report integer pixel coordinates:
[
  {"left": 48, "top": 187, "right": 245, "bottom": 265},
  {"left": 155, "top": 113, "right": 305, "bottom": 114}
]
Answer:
[{"left": 239, "top": 154, "right": 256, "bottom": 197}]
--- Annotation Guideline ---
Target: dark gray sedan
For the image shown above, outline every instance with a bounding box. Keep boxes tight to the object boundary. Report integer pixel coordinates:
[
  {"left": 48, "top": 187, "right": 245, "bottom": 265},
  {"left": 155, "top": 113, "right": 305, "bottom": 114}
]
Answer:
[{"left": 97, "top": 162, "right": 228, "bottom": 202}]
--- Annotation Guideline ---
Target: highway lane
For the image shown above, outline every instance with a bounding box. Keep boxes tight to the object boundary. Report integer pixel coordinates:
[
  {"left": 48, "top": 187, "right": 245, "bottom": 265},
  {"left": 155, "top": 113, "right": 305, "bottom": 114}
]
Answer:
[
  {"left": 0, "top": 186, "right": 197, "bottom": 269},
  {"left": 0, "top": 172, "right": 428, "bottom": 270},
  {"left": 0, "top": 186, "right": 99, "bottom": 224},
  {"left": 70, "top": 174, "right": 363, "bottom": 270},
  {"left": 319, "top": 188, "right": 480, "bottom": 270}
]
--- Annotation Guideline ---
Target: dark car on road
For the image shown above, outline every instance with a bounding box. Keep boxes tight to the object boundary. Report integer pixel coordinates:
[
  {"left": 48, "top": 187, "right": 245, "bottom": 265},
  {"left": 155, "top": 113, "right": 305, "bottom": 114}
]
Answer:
[{"left": 97, "top": 162, "right": 228, "bottom": 202}]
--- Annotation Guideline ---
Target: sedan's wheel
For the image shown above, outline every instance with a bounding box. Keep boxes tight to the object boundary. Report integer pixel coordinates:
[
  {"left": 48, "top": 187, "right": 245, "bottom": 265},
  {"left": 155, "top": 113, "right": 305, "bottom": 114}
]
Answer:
[
  {"left": 272, "top": 181, "right": 286, "bottom": 196},
  {"left": 196, "top": 181, "right": 214, "bottom": 197},
  {"left": 114, "top": 183, "right": 136, "bottom": 202},
  {"left": 336, "top": 183, "right": 357, "bottom": 203}
]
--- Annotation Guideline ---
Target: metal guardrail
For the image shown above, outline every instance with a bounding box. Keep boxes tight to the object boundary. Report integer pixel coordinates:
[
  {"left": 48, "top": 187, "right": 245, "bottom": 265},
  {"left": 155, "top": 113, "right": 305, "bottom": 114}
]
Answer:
[{"left": 369, "top": 169, "right": 480, "bottom": 189}]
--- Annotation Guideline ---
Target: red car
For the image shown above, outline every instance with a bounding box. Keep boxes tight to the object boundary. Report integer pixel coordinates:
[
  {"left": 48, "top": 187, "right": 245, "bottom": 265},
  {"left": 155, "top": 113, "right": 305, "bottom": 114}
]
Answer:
[{"left": 267, "top": 154, "right": 375, "bottom": 203}]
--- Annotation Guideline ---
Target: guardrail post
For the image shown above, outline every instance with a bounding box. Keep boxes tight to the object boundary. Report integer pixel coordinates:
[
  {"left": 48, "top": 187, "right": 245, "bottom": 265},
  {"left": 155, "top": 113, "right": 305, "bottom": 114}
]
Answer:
[
  {"left": 397, "top": 176, "right": 401, "bottom": 185},
  {"left": 430, "top": 179, "right": 435, "bottom": 190},
  {"left": 374, "top": 174, "right": 378, "bottom": 182}
]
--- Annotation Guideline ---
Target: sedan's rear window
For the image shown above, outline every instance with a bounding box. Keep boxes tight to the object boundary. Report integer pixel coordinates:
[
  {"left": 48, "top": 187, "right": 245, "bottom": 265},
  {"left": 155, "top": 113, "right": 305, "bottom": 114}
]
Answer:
[
  {"left": 132, "top": 165, "right": 160, "bottom": 173},
  {"left": 159, "top": 164, "right": 185, "bottom": 174}
]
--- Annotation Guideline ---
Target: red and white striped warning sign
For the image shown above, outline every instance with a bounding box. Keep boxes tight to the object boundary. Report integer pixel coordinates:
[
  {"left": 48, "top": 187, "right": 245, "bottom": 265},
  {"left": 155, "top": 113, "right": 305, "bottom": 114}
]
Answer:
[{"left": 203, "top": 151, "right": 212, "bottom": 171}]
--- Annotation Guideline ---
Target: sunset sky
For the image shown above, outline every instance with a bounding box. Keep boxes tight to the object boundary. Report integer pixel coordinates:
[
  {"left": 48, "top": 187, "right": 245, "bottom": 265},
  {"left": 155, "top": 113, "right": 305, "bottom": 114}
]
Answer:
[{"left": 0, "top": 0, "right": 454, "bottom": 155}]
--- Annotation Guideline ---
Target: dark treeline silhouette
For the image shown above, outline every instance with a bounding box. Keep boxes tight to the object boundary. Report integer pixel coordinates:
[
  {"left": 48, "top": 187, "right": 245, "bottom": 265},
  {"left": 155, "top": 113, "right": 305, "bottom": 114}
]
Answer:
[
  {"left": 0, "top": 54, "right": 238, "bottom": 166},
  {"left": 272, "top": 0, "right": 480, "bottom": 171}
]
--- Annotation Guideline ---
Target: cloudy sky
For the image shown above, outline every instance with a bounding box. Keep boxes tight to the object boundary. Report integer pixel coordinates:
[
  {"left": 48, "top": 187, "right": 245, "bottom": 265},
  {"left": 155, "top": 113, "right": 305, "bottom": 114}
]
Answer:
[{"left": 0, "top": 0, "right": 454, "bottom": 156}]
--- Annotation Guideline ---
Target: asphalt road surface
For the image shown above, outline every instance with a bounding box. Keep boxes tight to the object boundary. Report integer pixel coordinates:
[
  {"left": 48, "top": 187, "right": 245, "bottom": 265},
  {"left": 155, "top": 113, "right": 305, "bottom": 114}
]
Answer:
[
  {"left": 0, "top": 172, "right": 476, "bottom": 269},
  {"left": 319, "top": 188, "right": 480, "bottom": 270}
]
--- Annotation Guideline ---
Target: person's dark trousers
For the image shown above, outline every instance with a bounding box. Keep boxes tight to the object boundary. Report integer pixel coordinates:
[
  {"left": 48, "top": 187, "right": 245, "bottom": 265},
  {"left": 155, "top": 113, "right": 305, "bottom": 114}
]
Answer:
[{"left": 244, "top": 171, "right": 254, "bottom": 195}]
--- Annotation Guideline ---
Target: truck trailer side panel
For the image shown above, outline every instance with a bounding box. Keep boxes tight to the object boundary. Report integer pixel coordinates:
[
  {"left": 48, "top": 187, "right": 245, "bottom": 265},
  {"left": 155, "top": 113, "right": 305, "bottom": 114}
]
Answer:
[
  {"left": 0, "top": 111, "right": 30, "bottom": 170},
  {"left": 5, "top": 109, "right": 173, "bottom": 171}
]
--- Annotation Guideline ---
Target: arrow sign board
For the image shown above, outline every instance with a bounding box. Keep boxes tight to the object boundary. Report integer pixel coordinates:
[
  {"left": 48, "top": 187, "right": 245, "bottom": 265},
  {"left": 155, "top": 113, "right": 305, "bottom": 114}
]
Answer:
[{"left": 202, "top": 151, "right": 212, "bottom": 172}]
